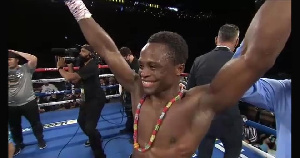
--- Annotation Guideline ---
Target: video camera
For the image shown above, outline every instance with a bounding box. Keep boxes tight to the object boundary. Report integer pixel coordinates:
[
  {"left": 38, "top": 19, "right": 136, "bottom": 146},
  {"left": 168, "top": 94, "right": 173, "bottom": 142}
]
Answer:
[
  {"left": 52, "top": 47, "right": 80, "bottom": 65},
  {"left": 51, "top": 47, "right": 105, "bottom": 66}
]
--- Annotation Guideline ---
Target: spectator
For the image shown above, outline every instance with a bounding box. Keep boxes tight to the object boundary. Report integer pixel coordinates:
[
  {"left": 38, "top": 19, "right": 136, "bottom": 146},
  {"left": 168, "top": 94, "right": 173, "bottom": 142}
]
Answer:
[
  {"left": 8, "top": 50, "right": 46, "bottom": 156},
  {"left": 107, "top": 77, "right": 119, "bottom": 95},
  {"left": 41, "top": 82, "right": 58, "bottom": 100},
  {"left": 241, "top": 115, "right": 258, "bottom": 145},
  {"left": 100, "top": 78, "right": 107, "bottom": 94},
  {"left": 40, "top": 82, "right": 59, "bottom": 111}
]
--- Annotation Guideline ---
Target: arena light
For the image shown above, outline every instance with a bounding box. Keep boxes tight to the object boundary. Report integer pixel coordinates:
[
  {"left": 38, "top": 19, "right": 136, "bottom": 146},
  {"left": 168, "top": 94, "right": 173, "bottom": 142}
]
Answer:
[{"left": 166, "top": 7, "right": 178, "bottom": 12}]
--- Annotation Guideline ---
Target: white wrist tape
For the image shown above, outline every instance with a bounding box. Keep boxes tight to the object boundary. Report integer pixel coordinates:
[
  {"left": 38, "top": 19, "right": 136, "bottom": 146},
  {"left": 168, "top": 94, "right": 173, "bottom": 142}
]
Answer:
[{"left": 65, "top": 0, "right": 92, "bottom": 22}]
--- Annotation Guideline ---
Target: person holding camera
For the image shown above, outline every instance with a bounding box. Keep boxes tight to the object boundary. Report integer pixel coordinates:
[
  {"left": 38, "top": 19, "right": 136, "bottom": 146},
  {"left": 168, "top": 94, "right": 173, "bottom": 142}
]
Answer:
[{"left": 57, "top": 44, "right": 106, "bottom": 158}]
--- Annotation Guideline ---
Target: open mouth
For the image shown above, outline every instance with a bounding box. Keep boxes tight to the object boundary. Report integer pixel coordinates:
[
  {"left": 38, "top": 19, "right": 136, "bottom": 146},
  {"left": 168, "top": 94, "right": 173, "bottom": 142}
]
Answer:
[{"left": 142, "top": 81, "right": 155, "bottom": 88}]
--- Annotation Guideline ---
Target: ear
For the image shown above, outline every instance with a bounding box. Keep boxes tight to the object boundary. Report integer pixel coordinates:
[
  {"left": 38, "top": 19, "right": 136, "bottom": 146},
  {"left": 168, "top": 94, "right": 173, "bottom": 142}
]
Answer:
[
  {"left": 215, "top": 36, "right": 218, "bottom": 45},
  {"left": 176, "top": 64, "right": 185, "bottom": 76},
  {"left": 235, "top": 38, "right": 240, "bottom": 48},
  {"left": 89, "top": 51, "right": 94, "bottom": 57}
]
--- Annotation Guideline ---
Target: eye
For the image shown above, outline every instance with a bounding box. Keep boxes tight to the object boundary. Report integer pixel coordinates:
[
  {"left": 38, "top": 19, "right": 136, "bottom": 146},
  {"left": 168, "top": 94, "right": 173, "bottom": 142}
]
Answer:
[
  {"left": 150, "top": 65, "right": 155, "bottom": 70},
  {"left": 149, "top": 64, "right": 156, "bottom": 70},
  {"left": 139, "top": 65, "right": 144, "bottom": 69}
]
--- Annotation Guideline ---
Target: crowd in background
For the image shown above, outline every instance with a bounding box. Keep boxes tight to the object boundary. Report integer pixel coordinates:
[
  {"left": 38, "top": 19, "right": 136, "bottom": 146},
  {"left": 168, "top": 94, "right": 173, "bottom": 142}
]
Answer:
[{"left": 33, "top": 76, "right": 120, "bottom": 112}]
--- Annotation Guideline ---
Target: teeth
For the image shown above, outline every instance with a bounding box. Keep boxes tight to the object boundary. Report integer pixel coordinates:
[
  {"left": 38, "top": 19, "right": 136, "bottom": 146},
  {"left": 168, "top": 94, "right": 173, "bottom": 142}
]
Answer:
[{"left": 142, "top": 81, "right": 153, "bottom": 84}]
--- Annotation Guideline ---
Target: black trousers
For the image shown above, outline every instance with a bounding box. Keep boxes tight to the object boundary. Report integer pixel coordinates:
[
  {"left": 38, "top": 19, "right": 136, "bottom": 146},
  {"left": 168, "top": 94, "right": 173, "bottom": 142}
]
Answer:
[
  {"left": 8, "top": 99, "right": 44, "bottom": 145},
  {"left": 198, "top": 118, "right": 243, "bottom": 158},
  {"left": 77, "top": 98, "right": 106, "bottom": 158}
]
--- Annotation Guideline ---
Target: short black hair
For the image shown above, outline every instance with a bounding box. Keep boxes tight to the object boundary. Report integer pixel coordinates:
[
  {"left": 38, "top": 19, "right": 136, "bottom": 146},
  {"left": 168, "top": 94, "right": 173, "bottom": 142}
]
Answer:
[
  {"left": 218, "top": 24, "right": 240, "bottom": 42},
  {"left": 119, "top": 47, "right": 132, "bottom": 57},
  {"left": 147, "top": 31, "right": 188, "bottom": 65}
]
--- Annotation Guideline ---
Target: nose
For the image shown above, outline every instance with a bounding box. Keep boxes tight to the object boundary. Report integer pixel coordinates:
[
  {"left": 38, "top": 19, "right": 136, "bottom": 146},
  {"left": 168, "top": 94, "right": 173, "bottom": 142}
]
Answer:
[
  {"left": 80, "top": 50, "right": 85, "bottom": 55},
  {"left": 139, "top": 68, "right": 151, "bottom": 79}
]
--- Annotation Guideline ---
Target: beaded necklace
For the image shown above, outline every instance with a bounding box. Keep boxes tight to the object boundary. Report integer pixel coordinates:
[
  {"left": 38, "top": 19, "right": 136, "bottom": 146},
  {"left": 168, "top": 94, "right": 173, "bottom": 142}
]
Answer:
[{"left": 133, "top": 90, "right": 184, "bottom": 152}]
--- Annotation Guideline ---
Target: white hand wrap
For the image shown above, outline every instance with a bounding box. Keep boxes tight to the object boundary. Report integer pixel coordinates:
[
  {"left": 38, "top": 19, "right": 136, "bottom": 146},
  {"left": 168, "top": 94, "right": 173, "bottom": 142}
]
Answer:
[{"left": 65, "top": 0, "right": 92, "bottom": 22}]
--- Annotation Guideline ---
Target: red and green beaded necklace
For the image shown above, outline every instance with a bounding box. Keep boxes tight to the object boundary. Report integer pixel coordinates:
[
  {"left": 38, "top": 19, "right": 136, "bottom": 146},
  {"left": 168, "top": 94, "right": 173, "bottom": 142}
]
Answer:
[{"left": 133, "top": 90, "right": 184, "bottom": 152}]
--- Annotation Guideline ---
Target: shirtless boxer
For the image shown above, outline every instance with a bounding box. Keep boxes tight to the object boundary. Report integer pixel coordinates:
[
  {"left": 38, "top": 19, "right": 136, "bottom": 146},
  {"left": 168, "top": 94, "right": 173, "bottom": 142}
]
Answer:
[{"left": 62, "top": 0, "right": 290, "bottom": 157}]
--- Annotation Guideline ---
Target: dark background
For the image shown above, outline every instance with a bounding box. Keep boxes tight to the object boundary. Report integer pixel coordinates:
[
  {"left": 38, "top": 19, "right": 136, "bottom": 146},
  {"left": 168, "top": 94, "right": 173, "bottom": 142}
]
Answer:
[{"left": 8, "top": 0, "right": 291, "bottom": 79}]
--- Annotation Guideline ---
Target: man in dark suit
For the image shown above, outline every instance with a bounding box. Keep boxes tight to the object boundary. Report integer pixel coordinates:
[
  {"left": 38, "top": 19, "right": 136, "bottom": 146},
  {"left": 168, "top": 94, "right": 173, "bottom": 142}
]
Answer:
[{"left": 187, "top": 24, "right": 243, "bottom": 158}]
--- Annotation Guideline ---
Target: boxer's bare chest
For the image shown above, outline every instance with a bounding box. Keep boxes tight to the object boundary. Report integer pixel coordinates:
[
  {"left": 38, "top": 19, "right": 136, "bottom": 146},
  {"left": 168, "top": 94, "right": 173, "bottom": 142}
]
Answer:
[{"left": 135, "top": 94, "right": 200, "bottom": 147}]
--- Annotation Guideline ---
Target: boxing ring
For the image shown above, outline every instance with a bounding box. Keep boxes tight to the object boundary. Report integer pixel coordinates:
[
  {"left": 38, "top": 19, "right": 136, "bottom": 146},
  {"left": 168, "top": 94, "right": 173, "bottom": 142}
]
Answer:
[{"left": 15, "top": 65, "right": 276, "bottom": 158}]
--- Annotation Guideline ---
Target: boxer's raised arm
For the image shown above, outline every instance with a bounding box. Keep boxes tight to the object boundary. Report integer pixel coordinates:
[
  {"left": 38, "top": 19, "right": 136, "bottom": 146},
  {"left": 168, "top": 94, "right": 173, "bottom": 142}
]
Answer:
[{"left": 199, "top": 0, "right": 291, "bottom": 113}]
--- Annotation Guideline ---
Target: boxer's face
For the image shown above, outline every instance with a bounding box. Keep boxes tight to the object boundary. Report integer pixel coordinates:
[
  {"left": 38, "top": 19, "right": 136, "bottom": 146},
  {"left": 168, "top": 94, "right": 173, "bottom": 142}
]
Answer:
[
  {"left": 139, "top": 43, "right": 182, "bottom": 95},
  {"left": 8, "top": 58, "right": 19, "bottom": 69}
]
